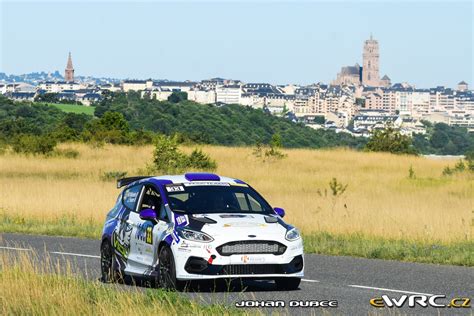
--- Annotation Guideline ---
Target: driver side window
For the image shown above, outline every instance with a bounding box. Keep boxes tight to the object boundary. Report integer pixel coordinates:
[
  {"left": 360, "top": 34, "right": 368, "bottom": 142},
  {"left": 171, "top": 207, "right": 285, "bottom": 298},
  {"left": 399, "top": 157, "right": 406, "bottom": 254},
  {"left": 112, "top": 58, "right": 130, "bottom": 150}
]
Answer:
[
  {"left": 137, "top": 185, "right": 169, "bottom": 222},
  {"left": 139, "top": 186, "right": 162, "bottom": 210}
]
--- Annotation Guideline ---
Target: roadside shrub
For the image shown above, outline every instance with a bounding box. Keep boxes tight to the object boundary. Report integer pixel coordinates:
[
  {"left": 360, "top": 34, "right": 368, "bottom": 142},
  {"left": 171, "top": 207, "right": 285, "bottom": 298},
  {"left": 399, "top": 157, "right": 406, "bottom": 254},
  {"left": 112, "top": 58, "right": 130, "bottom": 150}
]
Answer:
[
  {"left": 442, "top": 159, "right": 472, "bottom": 177},
  {"left": 454, "top": 160, "right": 466, "bottom": 172},
  {"left": 442, "top": 166, "right": 453, "bottom": 176},
  {"left": 252, "top": 133, "right": 287, "bottom": 161},
  {"left": 329, "top": 177, "right": 348, "bottom": 197},
  {"left": 11, "top": 134, "right": 57, "bottom": 155},
  {"left": 466, "top": 151, "right": 474, "bottom": 171},
  {"left": 408, "top": 165, "right": 416, "bottom": 179},
  {"left": 129, "top": 129, "right": 155, "bottom": 146},
  {"left": 365, "top": 125, "right": 418, "bottom": 155},
  {"left": 148, "top": 135, "right": 217, "bottom": 174},
  {"left": 101, "top": 171, "right": 128, "bottom": 181},
  {"left": 186, "top": 149, "right": 217, "bottom": 170}
]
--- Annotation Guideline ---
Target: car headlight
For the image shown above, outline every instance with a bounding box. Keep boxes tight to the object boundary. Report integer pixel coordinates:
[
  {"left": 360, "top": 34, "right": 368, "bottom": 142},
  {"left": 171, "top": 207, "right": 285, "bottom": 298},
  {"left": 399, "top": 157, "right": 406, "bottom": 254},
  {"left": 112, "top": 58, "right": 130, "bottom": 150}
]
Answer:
[
  {"left": 176, "top": 227, "right": 214, "bottom": 243},
  {"left": 285, "top": 227, "right": 301, "bottom": 241}
]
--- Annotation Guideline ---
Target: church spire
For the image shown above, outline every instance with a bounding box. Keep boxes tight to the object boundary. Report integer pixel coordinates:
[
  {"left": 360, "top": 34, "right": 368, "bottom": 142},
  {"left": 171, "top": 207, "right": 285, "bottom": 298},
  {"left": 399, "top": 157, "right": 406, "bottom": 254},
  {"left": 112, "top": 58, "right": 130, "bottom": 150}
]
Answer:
[{"left": 65, "top": 52, "right": 75, "bottom": 82}]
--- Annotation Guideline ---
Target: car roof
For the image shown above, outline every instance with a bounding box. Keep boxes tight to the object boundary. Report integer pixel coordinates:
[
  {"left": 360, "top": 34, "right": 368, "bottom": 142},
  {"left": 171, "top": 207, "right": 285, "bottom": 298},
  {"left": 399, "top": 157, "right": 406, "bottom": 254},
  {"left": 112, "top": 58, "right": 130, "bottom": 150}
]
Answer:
[{"left": 150, "top": 174, "right": 240, "bottom": 185}]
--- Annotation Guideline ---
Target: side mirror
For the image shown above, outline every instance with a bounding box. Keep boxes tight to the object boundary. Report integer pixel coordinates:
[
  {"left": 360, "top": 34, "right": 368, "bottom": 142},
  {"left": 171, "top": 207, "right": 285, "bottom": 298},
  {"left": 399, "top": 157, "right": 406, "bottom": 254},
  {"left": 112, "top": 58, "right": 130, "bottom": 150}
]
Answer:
[
  {"left": 274, "top": 207, "right": 285, "bottom": 218},
  {"left": 139, "top": 208, "right": 157, "bottom": 221}
]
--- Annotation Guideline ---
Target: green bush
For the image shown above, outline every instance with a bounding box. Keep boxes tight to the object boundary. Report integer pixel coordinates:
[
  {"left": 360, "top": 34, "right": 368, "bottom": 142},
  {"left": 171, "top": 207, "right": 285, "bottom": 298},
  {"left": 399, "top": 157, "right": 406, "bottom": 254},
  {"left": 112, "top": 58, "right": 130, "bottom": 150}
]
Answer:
[
  {"left": 365, "top": 125, "right": 418, "bottom": 155},
  {"left": 186, "top": 149, "right": 217, "bottom": 170},
  {"left": 11, "top": 134, "right": 57, "bottom": 155},
  {"left": 149, "top": 135, "right": 216, "bottom": 174},
  {"left": 253, "top": 133, "right": 287, "bottom": 161}
]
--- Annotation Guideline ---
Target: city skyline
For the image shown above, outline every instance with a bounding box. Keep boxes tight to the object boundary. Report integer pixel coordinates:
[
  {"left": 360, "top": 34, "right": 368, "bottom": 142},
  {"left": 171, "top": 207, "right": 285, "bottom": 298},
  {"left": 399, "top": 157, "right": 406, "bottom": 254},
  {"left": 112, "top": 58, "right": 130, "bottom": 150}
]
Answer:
[{"left": 1, "top": 1, "right": 472, "bottom": 88}]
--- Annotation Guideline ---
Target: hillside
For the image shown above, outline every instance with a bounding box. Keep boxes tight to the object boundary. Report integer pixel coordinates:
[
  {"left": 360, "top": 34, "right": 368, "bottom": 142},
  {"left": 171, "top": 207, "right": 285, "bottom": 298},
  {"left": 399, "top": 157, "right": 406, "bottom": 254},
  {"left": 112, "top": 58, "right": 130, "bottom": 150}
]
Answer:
[{"left": 93, "top": 92, "right": 365, "bottom": 148}]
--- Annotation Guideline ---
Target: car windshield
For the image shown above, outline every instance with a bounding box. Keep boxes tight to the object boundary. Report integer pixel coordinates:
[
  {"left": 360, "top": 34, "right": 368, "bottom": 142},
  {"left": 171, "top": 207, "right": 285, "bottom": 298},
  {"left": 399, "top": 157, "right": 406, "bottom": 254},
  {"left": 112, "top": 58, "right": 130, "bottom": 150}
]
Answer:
[{"left": 164, "top": 183, "right": 273, "bottom": 215}]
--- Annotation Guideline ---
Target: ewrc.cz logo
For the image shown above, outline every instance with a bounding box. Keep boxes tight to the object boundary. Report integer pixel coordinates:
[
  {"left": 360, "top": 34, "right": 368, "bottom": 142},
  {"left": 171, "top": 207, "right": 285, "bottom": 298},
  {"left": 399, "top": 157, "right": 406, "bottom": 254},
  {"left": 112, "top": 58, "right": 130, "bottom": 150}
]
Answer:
[{"left": 370, "top": 295, "right": 471, "bottom": 308}]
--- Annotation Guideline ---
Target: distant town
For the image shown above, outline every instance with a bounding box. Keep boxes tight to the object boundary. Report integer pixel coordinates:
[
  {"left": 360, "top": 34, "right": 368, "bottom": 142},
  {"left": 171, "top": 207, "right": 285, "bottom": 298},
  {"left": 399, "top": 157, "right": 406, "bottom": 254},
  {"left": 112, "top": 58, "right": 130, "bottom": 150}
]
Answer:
[{"left": 1, "top": 36, "right": 473, "bottom": 137}]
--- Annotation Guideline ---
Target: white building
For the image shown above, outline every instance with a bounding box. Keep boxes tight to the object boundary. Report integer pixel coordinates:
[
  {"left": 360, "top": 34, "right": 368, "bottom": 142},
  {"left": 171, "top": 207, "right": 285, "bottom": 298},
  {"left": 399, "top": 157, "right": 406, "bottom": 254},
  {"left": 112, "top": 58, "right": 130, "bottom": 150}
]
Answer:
[
  {"left": 216, "top": 85, "right": 242, "bottom": 104},
  {"left": 38, "top": 81, "right": 83, "bottom": 93},
  {"left": 122, "top": 80, "right": 148, "bottom": 92},
  {"left": 411, "top": 90, "right": 430, "bottom": 118},
  {"left": 187, "top": 89, "right": 216, "bottom": 104}
]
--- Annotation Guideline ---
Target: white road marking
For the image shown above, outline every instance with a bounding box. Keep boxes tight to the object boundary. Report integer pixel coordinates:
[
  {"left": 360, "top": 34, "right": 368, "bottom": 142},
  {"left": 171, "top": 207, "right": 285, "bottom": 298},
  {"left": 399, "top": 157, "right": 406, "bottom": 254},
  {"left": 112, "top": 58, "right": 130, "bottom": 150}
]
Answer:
[
  {"left": 348, "top": 284, "right": 434, "bottom": 296},
  {"left": 50, "top": 251, "right": 100, "bottom": 259},
  {"left": 0, "top": 246, "right": 32, "bottom": 251},
  {"left": 302, "top": 278, "right": 320, "bottom": 283}
]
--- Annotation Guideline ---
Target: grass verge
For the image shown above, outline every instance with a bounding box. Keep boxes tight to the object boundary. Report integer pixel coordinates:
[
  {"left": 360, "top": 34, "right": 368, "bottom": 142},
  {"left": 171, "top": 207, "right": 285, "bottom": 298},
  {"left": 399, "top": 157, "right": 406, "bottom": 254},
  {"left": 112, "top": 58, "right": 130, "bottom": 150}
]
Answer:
[
  {"left": 0, "top": 251, "right": 241, "bottom": 315},
  {"left": 43, "top": 102, "right": 96, "bottom": 115},
  {"left": 2, "top": 214, "right": 472, "bottom": 267},
  {"left": 304, "top": 232, "right": 473, "bottom": 267}
]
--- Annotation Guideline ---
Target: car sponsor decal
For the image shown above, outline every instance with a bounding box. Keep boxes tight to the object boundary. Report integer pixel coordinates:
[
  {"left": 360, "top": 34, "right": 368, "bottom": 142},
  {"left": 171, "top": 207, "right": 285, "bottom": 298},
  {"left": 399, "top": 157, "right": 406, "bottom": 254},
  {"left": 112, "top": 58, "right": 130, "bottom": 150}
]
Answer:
[
  {"left": 240, "top": 255, "right": 266, "bottom": 264},
  {"left": 123, "top": 189, "right": 139, "bottom": 203},
  {"left": 135, "top": 222, "right": 154, "bottom": 245},
  {"left": 112, "top": 222, "right": 133, "bottom": 259},
  {"left": 223, "top": 222, "right": 267, "bottom": 228},
  {"left": 183, "top": 182, "right": 230, "bottom": 187},
  {"left": 175, "top": 215, "right": 188, "bottom": 226},
  {"left": 172, "top": 230, "right": 180, "bottom": 243},
  {"left": 165, "top": 184, "right": 185, "bottom": 192},
  {"left": 219, "top": 214, "right": 253, "bottom": 218}
]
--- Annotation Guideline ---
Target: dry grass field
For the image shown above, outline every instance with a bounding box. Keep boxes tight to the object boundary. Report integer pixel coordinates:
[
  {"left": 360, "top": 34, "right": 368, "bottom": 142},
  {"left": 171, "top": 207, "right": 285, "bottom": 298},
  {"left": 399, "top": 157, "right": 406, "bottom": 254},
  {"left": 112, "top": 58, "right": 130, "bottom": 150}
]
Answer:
[
  {"left": 0, "top": 251, "right": 239, "bottom": 315},
  {"left": 0, "top": 143, "right": 472, "bottom": 245}
]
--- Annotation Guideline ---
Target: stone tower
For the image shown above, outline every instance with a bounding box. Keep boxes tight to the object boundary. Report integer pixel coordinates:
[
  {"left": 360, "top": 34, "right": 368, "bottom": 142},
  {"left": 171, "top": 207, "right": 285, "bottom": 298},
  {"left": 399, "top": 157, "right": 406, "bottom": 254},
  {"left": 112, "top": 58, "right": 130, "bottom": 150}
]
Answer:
[
  {"left": 362, "top": 35, "right": 380, "bottom": 86},
  {"left": 64, "top": 52, "right": 74, "bottom": 82}
]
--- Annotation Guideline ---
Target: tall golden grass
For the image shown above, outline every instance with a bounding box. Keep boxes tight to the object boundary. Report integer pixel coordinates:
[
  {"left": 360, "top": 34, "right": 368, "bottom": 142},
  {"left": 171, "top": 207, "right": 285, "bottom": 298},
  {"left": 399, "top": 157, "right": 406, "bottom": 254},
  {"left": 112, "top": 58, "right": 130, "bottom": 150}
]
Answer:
[
  {"left": 0, "top": 250, "right": 240, "bottom": 315},
  {"left": 0, "top": 143, "right": 472, "bottom": 243}
]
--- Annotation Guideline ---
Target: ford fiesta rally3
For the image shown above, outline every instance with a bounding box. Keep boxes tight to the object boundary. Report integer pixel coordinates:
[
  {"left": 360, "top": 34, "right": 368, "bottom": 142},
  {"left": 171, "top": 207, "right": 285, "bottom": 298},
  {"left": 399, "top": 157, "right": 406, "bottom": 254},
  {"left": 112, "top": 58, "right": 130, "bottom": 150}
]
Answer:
[{"left": 100, "top": 173, "right": 304, "bottom": 291}]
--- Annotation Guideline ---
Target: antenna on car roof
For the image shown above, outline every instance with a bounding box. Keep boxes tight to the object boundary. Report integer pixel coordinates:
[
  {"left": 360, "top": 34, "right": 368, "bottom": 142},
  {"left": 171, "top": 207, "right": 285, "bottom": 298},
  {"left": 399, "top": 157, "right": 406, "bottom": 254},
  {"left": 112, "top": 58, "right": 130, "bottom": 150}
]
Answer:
[{"left": 117, "top": 176, "right": 152, "bottom": 189}]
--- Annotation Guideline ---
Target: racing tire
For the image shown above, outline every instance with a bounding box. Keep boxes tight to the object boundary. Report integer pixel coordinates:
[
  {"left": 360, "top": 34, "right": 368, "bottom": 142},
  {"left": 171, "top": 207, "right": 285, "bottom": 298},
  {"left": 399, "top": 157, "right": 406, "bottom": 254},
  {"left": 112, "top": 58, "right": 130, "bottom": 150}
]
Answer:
[
  {"left": 100, "top": 240, "right": 123, "bottom": 283},
  {"left": 274, "top": 277, "right": 301, "bottom": 290},
  {"left": 158, "top": 245, "right": 187, "bottom": 291}
]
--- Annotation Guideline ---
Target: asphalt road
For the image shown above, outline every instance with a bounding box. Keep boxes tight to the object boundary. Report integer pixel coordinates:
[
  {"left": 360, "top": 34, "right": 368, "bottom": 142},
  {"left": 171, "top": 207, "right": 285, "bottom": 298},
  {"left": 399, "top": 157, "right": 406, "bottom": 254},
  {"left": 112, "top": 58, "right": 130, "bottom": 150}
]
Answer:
[{"left": 1, "top": 233, "right": 473, "bottom": 315}]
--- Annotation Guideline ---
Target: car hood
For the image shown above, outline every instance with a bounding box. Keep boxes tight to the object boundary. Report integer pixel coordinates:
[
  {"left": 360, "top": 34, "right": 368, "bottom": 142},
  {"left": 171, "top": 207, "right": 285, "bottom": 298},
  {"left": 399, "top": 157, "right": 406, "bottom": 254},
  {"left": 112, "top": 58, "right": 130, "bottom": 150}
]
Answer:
[{"left": 188, "top": 213, "right": 289, "bottom": 238}]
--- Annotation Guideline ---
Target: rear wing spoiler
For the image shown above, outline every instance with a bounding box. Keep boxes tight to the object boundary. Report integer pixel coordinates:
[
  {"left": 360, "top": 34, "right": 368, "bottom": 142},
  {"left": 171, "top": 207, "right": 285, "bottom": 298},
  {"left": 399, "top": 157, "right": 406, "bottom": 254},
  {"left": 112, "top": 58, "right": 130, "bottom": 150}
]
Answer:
[{"left": 117, "top": 176, "right": 152, "bottom": 189}]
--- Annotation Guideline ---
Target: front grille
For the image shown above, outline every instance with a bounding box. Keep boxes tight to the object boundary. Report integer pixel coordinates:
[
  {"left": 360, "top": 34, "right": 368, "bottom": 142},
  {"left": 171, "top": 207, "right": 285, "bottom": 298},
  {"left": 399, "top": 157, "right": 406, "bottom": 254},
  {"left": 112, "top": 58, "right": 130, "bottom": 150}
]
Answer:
[
  {"left": 216, "top": 241, "right": 286, "bottom": 256},
  {"left": 222, "top": 264, "right": 282, "bottom": 275},
  {"left": 185, "top": 255, "right": 304, "bottom": 275}
]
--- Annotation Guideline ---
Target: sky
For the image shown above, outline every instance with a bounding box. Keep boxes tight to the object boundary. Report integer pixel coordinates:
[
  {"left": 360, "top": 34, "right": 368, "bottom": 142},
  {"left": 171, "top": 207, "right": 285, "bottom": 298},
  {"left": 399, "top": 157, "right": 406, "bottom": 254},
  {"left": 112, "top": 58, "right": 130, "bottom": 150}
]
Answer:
[{"left": 0, "top": 0, "right": 472, "bottom": 88}]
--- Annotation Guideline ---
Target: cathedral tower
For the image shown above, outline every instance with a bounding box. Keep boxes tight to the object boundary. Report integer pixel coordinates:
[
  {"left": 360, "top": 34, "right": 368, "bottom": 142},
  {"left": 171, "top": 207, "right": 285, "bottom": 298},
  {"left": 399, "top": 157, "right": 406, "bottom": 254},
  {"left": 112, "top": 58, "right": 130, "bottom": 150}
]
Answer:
[
  {"left": 64, "top": 52, "right": 74, "bottom": 82},
  {"left": 362, "top": 35, "right": 380, "bottom": 86}
]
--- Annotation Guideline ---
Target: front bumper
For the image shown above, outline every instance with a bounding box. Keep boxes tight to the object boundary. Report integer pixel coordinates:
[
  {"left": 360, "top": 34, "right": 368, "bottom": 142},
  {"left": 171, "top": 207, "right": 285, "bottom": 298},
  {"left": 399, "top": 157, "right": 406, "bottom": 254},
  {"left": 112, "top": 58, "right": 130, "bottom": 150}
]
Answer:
[{"left": 173, "top": 238, "right": 304, "bottom": 280}]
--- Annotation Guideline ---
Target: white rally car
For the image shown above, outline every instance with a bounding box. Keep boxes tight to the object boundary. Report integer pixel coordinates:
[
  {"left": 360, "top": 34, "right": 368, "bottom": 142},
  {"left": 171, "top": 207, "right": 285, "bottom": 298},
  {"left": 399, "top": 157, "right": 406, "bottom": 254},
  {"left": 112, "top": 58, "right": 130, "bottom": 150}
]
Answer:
[{"left": 100, "top": 173, "right": 304, "bottom": 291}]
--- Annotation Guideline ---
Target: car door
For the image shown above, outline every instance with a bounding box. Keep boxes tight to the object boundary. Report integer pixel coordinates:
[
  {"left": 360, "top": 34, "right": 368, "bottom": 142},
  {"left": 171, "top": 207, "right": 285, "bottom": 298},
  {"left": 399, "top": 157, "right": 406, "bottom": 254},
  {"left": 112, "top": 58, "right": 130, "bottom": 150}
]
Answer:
[
  {"left": 112, "top": 184, "right": 142, "bottom": 270},
  {"left": 127, "top": 183, "right": 171, "bottom": 274}
]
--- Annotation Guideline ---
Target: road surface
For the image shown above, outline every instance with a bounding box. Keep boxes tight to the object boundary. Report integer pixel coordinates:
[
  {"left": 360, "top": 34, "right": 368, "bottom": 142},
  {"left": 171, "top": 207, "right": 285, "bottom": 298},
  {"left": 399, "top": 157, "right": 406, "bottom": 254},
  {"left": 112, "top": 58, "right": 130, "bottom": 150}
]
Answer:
[{"left": 1, "top": 233, "right": 472, "bottom": 315}]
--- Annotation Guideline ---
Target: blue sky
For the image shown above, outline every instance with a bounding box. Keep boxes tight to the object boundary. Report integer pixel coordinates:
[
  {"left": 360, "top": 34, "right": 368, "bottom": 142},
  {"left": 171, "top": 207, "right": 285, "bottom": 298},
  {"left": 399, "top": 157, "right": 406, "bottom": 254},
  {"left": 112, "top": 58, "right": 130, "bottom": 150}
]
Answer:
[{"left": 0, "top": 0, "right": 472, "bottom": 88}]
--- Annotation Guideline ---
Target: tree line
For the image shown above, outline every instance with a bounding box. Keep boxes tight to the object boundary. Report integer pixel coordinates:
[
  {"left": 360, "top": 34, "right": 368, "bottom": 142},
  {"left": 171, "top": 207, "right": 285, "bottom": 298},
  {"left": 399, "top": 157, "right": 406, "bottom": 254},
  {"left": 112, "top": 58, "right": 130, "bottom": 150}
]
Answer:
[{"left": 0, "top": 93, "right": 472, "bottom": 156}]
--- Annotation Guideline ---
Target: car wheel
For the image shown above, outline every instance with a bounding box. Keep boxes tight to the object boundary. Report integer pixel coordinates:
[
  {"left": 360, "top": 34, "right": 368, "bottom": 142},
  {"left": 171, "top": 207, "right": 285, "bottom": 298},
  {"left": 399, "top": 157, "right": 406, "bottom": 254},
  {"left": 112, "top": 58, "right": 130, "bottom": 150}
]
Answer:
[
  {"left": 100, "top": 240, "right": 122, "bottom": 283},
  {"left": 274, "top": 277, "right": 301, "bottom": 290},
  {"left": 158, "top": 245, "right": 186, "bottom": 291}
]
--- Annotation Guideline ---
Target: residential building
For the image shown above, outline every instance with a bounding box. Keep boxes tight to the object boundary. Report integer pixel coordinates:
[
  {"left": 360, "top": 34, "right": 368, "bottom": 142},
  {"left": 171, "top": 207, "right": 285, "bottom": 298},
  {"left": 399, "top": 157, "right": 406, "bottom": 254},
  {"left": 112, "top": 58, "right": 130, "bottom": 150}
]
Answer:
[
  {"left": 187, "top": 89, "right": 216, "bottom": 104},
  {"left": 122, "top": 80, "right": 147, "bottom": 92},
  {"left": 216, "top": 85, "right": 241, "bottom": 104},
  {"left": 38, "top": 81, "right": 83, "bottom": 93},
  {"left": 457, "top": 81, "right": 468, "bottom": 92}
]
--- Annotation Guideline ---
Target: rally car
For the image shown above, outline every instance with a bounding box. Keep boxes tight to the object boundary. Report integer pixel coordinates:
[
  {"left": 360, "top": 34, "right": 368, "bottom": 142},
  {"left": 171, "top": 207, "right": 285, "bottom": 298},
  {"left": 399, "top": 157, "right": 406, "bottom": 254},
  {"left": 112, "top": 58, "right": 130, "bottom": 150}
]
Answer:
[{"left": 100, "top": 173, "right": 304, "bottom": 291}]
